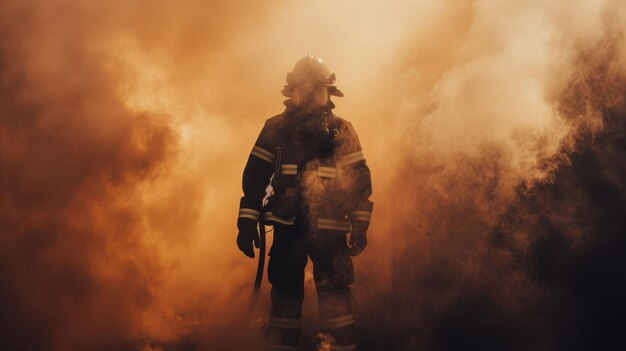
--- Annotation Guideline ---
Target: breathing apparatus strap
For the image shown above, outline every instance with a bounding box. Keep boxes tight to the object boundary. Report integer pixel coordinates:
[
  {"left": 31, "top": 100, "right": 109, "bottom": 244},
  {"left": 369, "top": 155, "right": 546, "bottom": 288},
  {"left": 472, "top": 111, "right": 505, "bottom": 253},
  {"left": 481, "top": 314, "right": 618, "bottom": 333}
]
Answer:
[
  {"left": 272, "top": 147, "right": 283, "bottom": 187},
  {"left": 329, "top": 115, "right": 344, "bottom": 187},
  {"left": 255, "top": 146, "right": 283, "bottom": 291}
]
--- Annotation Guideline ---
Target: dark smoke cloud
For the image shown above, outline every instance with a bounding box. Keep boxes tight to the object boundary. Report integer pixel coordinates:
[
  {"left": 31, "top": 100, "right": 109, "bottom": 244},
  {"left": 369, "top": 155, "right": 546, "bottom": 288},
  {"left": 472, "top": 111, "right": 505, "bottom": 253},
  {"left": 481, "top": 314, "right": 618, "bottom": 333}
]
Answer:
[{"left": 354, "top": 15, "right": 626, "bottom": 351}]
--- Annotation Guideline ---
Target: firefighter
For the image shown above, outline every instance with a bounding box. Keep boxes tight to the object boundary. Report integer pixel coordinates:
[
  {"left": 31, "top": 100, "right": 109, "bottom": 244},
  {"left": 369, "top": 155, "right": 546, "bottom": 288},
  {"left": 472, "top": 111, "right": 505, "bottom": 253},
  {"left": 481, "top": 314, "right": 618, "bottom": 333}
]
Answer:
[{"left": 237, "top": 54, "right": 373, "bottom": 351}]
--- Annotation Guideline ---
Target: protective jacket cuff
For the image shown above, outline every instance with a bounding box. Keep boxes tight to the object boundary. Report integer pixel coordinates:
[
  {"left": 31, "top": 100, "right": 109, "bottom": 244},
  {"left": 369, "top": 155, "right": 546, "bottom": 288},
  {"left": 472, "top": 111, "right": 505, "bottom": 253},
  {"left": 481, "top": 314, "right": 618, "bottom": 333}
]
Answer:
[
  {"left": 348, "top": 200, "right": 373, "bottom": 227},
  {"left": 239, "top": 196, "right": 262, "bottom": 212},
  {"left": 238, "top": 197, "right": 261, "bottom": 228}
]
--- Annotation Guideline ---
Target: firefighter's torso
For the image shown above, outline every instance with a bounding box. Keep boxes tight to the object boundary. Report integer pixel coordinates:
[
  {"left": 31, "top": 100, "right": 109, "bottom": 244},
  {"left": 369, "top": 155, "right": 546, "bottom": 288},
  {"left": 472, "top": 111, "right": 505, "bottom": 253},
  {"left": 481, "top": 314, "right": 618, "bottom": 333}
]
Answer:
[{"left": 264, "top": 110, "right": 349, "bottom": 227}]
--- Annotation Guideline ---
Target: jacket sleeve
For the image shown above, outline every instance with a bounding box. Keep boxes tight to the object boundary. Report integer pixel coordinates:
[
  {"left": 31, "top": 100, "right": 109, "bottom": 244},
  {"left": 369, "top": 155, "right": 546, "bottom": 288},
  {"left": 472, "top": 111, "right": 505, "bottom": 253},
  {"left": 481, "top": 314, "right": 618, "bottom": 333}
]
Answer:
[
  {"left": 237, "top": 120, "right": 276, "bottom": 227},
  {"left": 336, "top": 121, "right": 374, "bottom": 229}
]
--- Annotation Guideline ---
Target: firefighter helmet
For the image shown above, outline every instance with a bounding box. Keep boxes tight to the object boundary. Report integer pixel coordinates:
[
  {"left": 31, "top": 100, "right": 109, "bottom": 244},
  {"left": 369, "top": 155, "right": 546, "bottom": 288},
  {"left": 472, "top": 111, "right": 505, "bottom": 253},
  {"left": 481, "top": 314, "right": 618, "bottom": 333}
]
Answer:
[{"left": 281, "top": 54, "right": 344, "bottom": 106}]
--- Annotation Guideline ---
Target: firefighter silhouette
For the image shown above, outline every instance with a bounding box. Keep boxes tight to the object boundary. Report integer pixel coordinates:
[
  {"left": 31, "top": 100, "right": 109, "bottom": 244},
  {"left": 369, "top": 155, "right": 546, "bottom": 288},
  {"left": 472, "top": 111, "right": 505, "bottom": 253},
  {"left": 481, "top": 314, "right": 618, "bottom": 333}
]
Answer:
[{"left": 237, "top": 54, "right": 373, "bottom": 351}]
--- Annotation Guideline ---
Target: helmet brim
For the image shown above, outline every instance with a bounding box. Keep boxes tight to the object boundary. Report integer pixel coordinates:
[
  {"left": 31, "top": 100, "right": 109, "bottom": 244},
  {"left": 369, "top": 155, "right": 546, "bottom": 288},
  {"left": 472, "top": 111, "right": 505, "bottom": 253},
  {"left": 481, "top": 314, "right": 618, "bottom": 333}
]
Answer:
[
  {"left": 329, "top": 86, "right": 344, "bottom": 97},
  {"left": 281, "top": 86, "right": 343, "bottom": 98}
]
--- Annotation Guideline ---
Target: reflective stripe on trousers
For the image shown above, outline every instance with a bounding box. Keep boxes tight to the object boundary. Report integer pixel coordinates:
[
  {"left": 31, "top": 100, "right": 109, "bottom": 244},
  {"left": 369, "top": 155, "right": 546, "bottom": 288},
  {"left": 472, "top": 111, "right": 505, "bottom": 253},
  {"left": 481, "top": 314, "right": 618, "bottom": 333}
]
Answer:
[
  {"left": 267, "top": 343, "right": 299, "bottom": 351},
  {"left": 269, "top": 315, "right": 301, "bottom": 329},
  {"left": 319, "top": 314, "right": 355, "bottom": 329},
  {"left": 267, "top": 317, "right": 301, "bottom": 351}
]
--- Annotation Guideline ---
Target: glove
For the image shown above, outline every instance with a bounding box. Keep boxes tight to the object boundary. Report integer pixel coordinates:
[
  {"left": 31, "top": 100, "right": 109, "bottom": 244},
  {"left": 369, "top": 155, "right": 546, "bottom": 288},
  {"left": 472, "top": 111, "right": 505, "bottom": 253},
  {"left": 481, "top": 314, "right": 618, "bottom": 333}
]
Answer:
[
  {"left": 237, "top": 219, "right": 259, "bottom": 258},
  {"left": 348, "top": 221, "right": 368, "bottom": 256}
]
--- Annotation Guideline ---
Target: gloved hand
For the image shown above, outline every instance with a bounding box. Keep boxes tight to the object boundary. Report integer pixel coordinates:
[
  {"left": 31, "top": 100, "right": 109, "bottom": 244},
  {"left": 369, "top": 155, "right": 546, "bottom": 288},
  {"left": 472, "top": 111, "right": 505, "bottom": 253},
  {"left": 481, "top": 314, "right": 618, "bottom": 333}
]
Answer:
[
  {"left": 237, "top": 220, "right": 259, "bottom": 258},
  {"left": 348, "top": 222, "right": 368, "bottom": 256}
]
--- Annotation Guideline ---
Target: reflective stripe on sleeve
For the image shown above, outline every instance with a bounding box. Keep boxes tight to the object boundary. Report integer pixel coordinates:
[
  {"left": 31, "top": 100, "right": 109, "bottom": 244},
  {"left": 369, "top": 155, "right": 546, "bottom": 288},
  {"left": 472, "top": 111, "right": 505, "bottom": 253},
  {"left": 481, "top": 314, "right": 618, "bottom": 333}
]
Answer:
[
  {"left": 339, "top": 150, "right": 365, "bottom": 167},
  {"left": 269, "top": 315, "right": 301, "bottom": 329},
  {"left": 317, "top": 166, "right": 337, "bottom": 178},
  {"left": 238, "top": 208, "right": 260, "bottom": 221},
  {"left": 318, "top": 218, "right": 351, "bottom": 232},
  {"left": 350, "top": 210, "right": 371, "bottom": 222},
  {"left": 319, "top": 314, "right": 355, "bottom": 329},
  {"left": 264, "top": 212, "right": 296, "bottom": 225},
  {"left": 281, "top": 164, "right": 298, "bottom": 175},
  {"left": 250, "top": 145, "right": 276, "bottom": 164},
  {"left": 331, "top": 344, "right": 357, "bottom": 351}
]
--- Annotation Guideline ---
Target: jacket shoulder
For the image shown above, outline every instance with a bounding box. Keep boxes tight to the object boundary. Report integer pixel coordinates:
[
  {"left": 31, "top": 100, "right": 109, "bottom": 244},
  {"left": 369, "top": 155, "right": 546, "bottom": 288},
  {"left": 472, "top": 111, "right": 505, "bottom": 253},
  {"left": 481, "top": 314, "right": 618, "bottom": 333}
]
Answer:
[
  {"left": 262, "top": 113, "right": 285, "bottom": 131},
  {"left": 331, "top": 114, "right": 351, "bottom": 128},
  {"left": 332, "top": 114, "right": 358, "bottom": 136},
  {"left": 332, "top": 114, "right": 362, "bottom": 151},
  {"left": 256, "top": 113, "right": 285, "bottom": 144}
]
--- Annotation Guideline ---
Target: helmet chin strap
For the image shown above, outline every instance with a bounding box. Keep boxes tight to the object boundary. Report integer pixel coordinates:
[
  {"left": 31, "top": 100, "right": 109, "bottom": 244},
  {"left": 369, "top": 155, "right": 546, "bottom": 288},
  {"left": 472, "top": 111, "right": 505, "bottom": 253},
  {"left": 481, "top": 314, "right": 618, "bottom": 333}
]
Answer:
[{"left": 291, "top": 87, "right": 302, "bottom": 106}]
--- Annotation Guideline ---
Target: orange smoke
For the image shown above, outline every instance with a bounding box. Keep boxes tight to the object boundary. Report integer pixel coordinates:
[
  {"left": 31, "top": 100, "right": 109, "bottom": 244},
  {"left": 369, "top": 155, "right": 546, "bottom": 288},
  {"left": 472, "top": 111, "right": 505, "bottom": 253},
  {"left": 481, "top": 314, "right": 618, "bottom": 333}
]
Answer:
[{"left": 1, "top": 0, "right": 626, "bottom": 350}]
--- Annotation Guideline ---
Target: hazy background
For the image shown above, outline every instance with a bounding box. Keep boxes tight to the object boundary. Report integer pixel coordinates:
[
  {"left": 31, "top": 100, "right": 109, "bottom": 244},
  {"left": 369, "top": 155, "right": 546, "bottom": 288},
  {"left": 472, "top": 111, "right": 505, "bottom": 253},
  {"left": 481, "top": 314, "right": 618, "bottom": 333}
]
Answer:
[{"left": 1, "top": 0, "right": 625, "bottom": 350}]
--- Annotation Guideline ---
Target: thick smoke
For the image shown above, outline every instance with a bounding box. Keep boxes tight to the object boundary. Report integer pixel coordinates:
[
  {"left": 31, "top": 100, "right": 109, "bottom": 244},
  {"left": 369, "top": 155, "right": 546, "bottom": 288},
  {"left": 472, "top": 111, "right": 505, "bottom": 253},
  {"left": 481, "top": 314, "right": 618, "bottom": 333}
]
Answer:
[
  {"left": 0, "top": 0, "right": 266, "bottom": 349},
  {"left": 1, "top": 0, "right": 625, "bottom": 350},
  {"left": 355, "top": 2, "right": 626, "bottom": 350},
  {"left": 0, "top": 2, "right": 175, "bottom": 350}
]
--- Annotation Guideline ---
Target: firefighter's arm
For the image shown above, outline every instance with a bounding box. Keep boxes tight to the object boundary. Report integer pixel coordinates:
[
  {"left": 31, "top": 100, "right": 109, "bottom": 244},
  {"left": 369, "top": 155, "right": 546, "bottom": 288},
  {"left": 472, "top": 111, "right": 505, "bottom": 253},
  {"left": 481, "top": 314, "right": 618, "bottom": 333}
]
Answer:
[
  {"left": 237, "top": 121, "right": 275, "bottom": 258},
  {"left": 337, "top": 121, "right": 373, "bottom": 255}
]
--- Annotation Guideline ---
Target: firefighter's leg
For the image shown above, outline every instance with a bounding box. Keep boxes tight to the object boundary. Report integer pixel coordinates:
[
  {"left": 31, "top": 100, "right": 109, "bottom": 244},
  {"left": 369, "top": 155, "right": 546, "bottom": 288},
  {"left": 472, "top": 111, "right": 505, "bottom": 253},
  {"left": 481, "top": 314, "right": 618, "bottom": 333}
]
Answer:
[
  {"left": 310, "top": 231, "right": 357, "bottom": 351},
  {"left": 267, "top": 223, "right": 308, "bottom": 350}
]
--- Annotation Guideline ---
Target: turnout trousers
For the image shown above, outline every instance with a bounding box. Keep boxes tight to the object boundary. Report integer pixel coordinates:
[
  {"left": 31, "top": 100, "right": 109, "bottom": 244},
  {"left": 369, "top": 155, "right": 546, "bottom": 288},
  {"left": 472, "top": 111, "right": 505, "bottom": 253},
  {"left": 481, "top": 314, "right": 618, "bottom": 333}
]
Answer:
[{"left": 266, "top": 216, "right": 357, "bottom": 351}]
